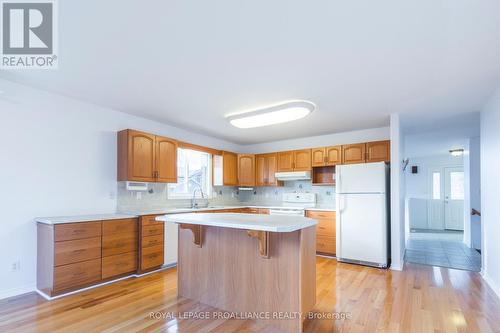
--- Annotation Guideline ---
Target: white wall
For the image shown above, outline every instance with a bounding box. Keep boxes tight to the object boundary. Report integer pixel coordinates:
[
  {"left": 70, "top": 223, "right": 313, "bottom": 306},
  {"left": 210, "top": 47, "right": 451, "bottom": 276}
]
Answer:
[
  {"left": 0, "top": 80, "right": 239, "bottom": 299},
  {"left": 480, "top": 88, "right": 500, "bottom": 297},
  {"left": 390, "top": 114, "right": 405, "bottom": 271},
  {"left": 239, "top": 127, "right": 390, "bottom": 153}
]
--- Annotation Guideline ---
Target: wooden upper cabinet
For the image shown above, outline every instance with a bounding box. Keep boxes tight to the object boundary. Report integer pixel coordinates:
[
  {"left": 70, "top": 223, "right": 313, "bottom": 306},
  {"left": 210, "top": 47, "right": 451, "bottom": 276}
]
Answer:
[
  {"left": 118, "top": 130, "right": 156, "bottom": 182},
  {"left": 312, "top": 146, "right": 341, "bottom": 167},
  {"left": 311, "top": 148, "right": 326, "bottom": 167},
  {"left": 255, "top": 154, "right": 266, "bottom": 186},
  {"left": 222, "top": 151, "right": 238, "bottom": 186},
  {"left": 266, "top": 153, "right": 279, "bottom": 186},
  {"left": 256, "top": 153, "right": 281, "bottom": 186},
  {"left": 293, "top": 149, "right": 311, "bottom": 171},
  {"left": 342, "top": 143, "right": 366, "bottom": 165},
  {"left": 155, "top": 136, "right": 177, "bottom": 182},
  {"left": 325, "top": 146, "right": 342, "bottom": 165},
  {"left": 238, "top": 154, "right": 255, "bottom": 186},
  {"left": 278, "top": 150, "right": 311, "bottom": 171},
  {"left": 366, "top": 140, "right": 390, "bottom": 163},
  {"left": 277, "top": 151, "right": 294, "bottom": 172},
  {"left": 117, "top": 129, "right": 178, "bottom": 183}
]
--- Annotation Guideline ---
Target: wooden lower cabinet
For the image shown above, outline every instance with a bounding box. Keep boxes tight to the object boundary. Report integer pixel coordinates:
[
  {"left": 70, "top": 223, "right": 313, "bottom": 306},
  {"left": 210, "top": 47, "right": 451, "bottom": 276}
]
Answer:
[
  {"left": 37, "top": 218, "right": 139, "bottom": 297},
  {"left": 306, "top": 210, "right": 336, "bottom": 256},
  {"left": 53, "top": 258, "right": 101, "bottom": 293},
  {"left": 101, "top": 218, "right": 138, "bottom": 279},
  {"left": 140, "top": 244, "right": 164, "bottom": 270},
  {"left": 138, "top": 215, "right": 165, "bottom": 273},
  {"left": 102, "top": 252, "right": 137, "bottom": 279}
]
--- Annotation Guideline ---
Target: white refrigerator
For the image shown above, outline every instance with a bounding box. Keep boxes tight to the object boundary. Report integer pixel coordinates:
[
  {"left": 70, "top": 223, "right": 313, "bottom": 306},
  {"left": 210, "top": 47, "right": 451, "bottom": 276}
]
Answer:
[{"left": 336, "top": 162, "right": 389, "bottom": 268}]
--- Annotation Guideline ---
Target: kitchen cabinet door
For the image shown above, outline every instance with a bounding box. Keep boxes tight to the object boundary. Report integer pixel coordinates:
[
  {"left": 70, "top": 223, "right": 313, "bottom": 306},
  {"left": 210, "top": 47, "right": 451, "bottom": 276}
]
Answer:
[
  {"left": 293, "top": 149, "right": 312, "bottom": 171},
  {"left": 255, "top": 154, "right": 266, "bottom": 186},
  {"left": 342, "top": 143, "right": 366, "bottom": 164},
  {"left": 325, "top": 146, "right": 342, "bottom": 165},
  {"left": 238, "top": 154, "right": 255, "bottom": 186},
  {"left": 366, "top": 140, "right": 390, "bottom": 163},
  {"left": 311, "top": 148, "right": 326, "bottom": 167},
  {"left": 155, "top": 136, "right": 177, "bottom": 182},
  {"left": 277, "top": 151, "right": 294, "bottom": 172},
  {"left": 222, "top": 151, "right": 238, "bottom": 186},
  {"left": 266, "top": 153, "right": 280, "bottom": 186},
  {"left": 118, "top": 129, "right": 156, "bottom": 182}
]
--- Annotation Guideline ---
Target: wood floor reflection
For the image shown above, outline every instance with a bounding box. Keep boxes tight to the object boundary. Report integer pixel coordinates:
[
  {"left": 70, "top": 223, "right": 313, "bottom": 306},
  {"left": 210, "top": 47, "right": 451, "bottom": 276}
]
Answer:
[{"left": 1, "top": 257, "right": 499, "bottom": 333}]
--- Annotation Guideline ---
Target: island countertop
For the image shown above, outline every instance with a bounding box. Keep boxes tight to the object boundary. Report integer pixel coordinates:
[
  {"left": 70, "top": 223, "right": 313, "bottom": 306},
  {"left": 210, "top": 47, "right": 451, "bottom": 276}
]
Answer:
[{"left": 156, "top": 212, "right": 317, "bottom": 232}]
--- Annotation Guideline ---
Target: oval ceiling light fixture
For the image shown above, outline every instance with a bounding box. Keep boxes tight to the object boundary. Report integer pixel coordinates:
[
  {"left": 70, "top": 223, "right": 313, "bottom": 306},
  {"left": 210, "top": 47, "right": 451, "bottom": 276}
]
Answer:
[{"left": 226, "top": 100, "right": 315, "bottom": 129}]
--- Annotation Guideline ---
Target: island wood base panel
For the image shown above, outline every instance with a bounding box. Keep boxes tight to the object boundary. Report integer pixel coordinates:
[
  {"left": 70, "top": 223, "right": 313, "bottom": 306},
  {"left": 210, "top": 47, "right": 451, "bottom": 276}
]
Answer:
[{"left": 178, "top": 225, "right": 316, "bottom": 333}]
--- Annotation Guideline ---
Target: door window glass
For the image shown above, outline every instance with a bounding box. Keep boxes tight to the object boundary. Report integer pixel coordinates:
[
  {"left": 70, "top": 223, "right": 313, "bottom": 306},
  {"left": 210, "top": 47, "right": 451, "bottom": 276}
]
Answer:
[{"left": 450, "top": 171, "right": 464, "bottom": 200}]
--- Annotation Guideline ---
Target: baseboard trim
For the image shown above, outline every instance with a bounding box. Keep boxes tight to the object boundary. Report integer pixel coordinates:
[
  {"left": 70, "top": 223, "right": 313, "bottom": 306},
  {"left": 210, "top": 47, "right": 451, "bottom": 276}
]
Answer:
[
  {"left": 36, "top": 265, "right": 177, "bottom": 301},
  {"left": 0, "top": 283, "right": 36, "bottom": 300},
  {"left": 481, "top": 270, "right": 500, "bottom": 299}
]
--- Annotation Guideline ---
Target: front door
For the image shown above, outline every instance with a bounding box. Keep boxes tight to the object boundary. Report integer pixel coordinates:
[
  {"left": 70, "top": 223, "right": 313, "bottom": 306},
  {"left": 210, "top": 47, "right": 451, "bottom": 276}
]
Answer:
[{"left": 444, "top": 167, "right": 464, "bottom": 230}]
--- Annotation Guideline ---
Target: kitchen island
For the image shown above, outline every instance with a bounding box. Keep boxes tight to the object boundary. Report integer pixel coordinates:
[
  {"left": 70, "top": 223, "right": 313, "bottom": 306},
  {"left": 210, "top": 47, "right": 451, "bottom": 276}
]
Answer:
[{"left": 156, "top": 213, "right": 317, "bottom": 333}]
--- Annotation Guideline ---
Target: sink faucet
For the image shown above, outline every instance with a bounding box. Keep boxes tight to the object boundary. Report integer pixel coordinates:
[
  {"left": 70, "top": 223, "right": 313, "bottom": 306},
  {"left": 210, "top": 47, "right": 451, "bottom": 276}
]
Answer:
[{"left": 191, "top": 186, "right": 205, "bottom": 209}]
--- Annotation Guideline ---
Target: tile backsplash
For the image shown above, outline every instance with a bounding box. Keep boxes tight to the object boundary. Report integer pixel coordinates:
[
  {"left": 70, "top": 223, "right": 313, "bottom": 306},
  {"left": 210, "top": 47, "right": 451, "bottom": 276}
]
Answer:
[
  {"left": 117, "top": 181, "right": 335, "bottom": 212},
  {"left": 237, "top": 181, "right": 335, "bottom": 206}
]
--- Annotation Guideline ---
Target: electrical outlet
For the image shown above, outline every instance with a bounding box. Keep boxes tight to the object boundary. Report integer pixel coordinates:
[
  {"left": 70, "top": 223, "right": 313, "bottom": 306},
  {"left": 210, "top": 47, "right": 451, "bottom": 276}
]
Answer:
[
  {"left": 11, "top": 260, "right": 20, "bottom": 272},
  {"left": 109, "top": 191, "right": 115, "bottom": 199},
  {"left": 136, "top": 192, "right": 142, "bottom": 200}
]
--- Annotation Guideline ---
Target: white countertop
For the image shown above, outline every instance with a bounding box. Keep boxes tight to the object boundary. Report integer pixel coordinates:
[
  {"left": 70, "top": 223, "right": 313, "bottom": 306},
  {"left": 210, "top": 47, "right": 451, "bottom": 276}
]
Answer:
[
  {"left": 35, "top": 214, "right": 138, "bottom": 225},
  {"left": 35, "top": 205, "right": 335, "bottom": 225},
  {"left": 157, "top": 213, "right": 318, "bottom": 232}
]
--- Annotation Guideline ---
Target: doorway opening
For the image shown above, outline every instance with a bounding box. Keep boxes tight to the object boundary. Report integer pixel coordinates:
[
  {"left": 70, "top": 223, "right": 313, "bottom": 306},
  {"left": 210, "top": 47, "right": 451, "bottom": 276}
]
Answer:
[{"left": 402, "top": 114, "right": 481, "bottom": 272}]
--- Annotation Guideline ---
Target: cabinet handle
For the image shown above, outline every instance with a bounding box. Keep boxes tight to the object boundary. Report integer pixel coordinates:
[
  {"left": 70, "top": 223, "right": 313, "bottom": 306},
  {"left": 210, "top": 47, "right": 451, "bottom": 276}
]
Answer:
[{"left": 72, "top": 249, "right": 85, "bottom": 254}]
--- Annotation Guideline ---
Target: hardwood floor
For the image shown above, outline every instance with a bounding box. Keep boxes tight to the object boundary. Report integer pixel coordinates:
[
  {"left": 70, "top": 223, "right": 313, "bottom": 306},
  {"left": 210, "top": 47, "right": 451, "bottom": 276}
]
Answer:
[{"left": 1, "top": 257, "right": 499, "bottom": 333}]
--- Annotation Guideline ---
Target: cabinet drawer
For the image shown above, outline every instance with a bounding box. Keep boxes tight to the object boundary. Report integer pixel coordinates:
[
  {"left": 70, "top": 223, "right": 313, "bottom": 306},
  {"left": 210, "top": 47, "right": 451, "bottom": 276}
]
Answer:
[
  {"left": 102, "top": 218, "right": 137, "bottom": 235},
  {"left": 141, "top": 245, "right": 164, "bottom": 270},
  {"left": 142, "top": 234, "right": 164, "bottom": 248},
  {"left": 141, "top": 215, "right": 162, "bottom": 226},
  {"left": 316, "top": 235, "right": 336, "bottom": 255},
  {"left": 142, "top": 224, "right": 164, "bottom": 237},
  {"left": 102, "top": 252, "right": 137, "bottom": 279},
  {"left": 306, "top": 210, "right": 335, "bottom": 220},
  {"left": 53, "top": 258, "right": 101, "bottom": 292},
  {"left": 54, "top": 237, "right": 101, "bottom": 266},
  {"left": 55, "top": 222, "right": 101, "bottom": 242},
  {"left": 102, "top": 233, "right": 137, "bottom": 257},
  {"left": 316, "top": 219, "right": 335, "bottom": 238}
]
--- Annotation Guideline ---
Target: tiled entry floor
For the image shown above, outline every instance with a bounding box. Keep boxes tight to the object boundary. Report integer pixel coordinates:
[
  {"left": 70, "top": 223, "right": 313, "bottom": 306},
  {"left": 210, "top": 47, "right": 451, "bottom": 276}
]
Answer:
[{"left": 405, "top": 230, "right": 481, "bottom": 271}]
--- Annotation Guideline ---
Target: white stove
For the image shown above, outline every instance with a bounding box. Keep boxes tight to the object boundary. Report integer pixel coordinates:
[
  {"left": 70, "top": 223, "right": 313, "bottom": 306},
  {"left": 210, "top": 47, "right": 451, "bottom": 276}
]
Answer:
[{"left": 268, "top": 193, "right": 316, "bottom": 217}]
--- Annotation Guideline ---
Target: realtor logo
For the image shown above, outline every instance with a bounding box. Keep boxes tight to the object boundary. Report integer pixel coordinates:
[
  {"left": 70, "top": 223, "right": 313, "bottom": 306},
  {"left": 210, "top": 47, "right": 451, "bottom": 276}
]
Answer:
[{"left": 1, "top": 0, "right": 58, "bottom": 68}]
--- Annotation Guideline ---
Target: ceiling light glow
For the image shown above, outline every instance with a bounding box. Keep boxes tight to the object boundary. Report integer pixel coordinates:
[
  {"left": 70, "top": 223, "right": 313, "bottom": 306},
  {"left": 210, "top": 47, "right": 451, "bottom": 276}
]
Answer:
[
  {"left": 449, "top": 149, "right": 464, "bottom": 157},
  {"left": 227, "top": 100, "right": 315, "bottom": 129}
]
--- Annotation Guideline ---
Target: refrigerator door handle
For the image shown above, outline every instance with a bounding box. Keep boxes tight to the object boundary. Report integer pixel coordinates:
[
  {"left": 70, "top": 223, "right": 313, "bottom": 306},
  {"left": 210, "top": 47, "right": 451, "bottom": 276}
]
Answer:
[{"left": 338, "top": 194, "right": 345, "bottom": 213}]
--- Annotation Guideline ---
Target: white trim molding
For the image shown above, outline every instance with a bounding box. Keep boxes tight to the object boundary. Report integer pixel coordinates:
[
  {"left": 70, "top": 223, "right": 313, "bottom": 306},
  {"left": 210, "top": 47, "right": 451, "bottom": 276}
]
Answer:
[{"left": 481, "top": 270, "right": 500, "bottom": 299}]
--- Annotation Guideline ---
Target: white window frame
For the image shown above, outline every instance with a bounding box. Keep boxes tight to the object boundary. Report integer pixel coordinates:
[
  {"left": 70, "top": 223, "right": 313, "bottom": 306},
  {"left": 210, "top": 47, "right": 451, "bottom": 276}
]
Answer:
[{"left": 167, "top": 148, "right": 213, "bottom": 199}]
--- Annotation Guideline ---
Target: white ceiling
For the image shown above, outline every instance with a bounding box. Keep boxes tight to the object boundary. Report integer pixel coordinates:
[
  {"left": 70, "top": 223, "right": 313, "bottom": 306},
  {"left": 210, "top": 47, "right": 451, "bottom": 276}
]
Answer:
[{"left": 1, "top": 0, "right": 500, "bottom": 144}]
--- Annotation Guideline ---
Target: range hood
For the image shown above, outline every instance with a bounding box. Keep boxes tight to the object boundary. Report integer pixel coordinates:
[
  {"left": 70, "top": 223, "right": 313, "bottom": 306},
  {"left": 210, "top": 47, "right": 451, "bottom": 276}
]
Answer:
[{"left": 275, "top": 171, "right": 311, "bottom": 181}]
